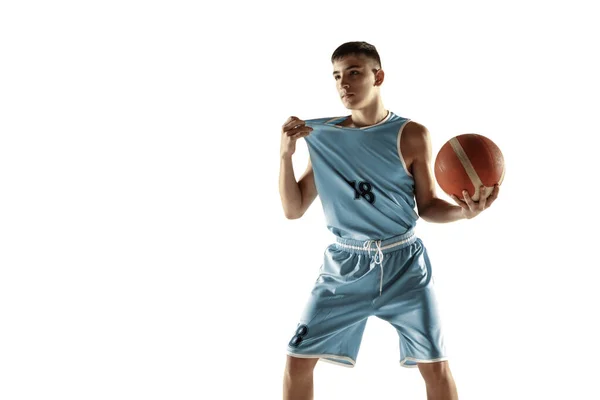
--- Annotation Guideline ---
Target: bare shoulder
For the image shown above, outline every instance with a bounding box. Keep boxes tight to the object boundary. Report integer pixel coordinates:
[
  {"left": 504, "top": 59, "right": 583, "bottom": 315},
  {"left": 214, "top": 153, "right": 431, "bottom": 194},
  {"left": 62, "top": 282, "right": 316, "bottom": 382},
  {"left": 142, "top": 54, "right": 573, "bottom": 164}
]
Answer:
[
  {"left": 400, "top": 121, "right": 432, "bottom": 169},
  {"left": 402, "top": 121, "right": 430, "bottom": 147}
]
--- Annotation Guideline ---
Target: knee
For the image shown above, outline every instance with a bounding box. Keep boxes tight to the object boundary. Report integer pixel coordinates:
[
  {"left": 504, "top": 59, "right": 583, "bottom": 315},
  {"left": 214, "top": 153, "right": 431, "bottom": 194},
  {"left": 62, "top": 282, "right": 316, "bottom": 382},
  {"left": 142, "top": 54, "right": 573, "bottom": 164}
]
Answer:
[
  {"left": 284, "top": 356, "right": 318, "bottom": 380},
  {"left": 418, "top": 361, "right": 452, "bottom": 385}
]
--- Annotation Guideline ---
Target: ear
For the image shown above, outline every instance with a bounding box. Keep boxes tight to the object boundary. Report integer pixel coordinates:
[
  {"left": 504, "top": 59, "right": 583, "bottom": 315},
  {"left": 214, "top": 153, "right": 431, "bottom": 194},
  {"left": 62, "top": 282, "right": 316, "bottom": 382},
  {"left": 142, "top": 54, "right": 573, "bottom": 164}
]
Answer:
[{"left": 374, "top": 68, "right": 385, "bottom": 86}]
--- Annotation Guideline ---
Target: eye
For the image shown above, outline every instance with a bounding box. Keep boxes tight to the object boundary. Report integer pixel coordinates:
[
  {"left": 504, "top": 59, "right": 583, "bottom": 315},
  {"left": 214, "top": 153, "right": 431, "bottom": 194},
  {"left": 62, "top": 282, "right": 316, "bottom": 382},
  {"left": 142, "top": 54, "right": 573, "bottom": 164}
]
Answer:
[{"left": 334, "top": 70, "right": 360, "bottom": 80}]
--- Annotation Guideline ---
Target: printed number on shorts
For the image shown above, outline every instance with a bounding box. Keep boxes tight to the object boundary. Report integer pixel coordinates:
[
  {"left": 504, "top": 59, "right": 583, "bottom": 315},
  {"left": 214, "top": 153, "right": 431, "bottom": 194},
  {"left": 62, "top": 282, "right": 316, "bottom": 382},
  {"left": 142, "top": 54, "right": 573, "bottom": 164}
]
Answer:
[{"left": 289, "top": 324, "right": 309, "bottom": 347}]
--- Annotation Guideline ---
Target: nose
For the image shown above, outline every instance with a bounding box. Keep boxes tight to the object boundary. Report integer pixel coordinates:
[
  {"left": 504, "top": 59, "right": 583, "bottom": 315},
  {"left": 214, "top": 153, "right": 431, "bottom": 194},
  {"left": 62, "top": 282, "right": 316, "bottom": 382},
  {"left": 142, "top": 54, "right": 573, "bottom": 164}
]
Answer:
[{"left": 339, "top": 75, "right": 350, "bottom": 89}]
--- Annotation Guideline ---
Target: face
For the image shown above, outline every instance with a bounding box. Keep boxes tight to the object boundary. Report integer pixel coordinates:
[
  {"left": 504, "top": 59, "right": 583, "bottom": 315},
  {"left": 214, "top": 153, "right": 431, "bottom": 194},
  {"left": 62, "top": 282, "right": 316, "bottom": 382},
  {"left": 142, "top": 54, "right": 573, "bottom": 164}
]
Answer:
[{"left": 332, "top": 54, "right": 383, "bottom": 110}]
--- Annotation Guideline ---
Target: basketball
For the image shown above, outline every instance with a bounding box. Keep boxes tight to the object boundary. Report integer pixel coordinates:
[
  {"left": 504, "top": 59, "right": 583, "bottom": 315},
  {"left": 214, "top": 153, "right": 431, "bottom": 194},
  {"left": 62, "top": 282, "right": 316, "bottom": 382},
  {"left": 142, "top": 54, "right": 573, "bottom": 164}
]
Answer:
[{"left": 434, "top": 134, "right": 505, "bottom": 201}]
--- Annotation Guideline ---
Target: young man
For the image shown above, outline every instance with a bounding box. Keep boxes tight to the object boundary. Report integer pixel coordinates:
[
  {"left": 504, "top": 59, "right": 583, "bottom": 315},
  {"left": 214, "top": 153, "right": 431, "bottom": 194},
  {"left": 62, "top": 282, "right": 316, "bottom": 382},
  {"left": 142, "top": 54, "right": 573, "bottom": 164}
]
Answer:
[{"left": 279, "top": 41, "right": 499, "bottom": 400}]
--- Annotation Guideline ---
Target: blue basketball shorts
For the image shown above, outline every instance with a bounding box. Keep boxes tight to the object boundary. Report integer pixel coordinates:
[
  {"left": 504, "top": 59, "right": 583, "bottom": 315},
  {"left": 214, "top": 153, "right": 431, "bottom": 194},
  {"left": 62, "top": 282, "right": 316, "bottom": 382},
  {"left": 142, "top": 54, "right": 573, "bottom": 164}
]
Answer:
[{"left": 286, "top": 229, "right": 447, "bottom": 368}]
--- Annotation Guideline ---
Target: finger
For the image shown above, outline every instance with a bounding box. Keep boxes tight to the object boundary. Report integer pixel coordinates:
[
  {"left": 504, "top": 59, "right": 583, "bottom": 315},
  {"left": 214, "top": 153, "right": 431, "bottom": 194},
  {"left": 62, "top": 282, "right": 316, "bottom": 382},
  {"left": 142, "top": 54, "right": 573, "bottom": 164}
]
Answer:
[
  {"left": 283, "top": 117, "right": 303, "bottom": 130},
  {"left": 462, "top": 190, "right": 475, "bottom": 210},
  {"left": 285, "top": 122, "right": 307, "bottom": 135},
  {"left": 290, "top": 127, "right": 313, "bottom": 140},
  {"left": 490, "top": 184, "right": 500, "bottom": 200},
  {"left": 450, "top": 194, "right": 468, "bottom": 209},
  {"left": 486, "top": 184, "right": 500, "bottom": 207},
  {"left": 478, "top": 186, "right": 487, "bottom": 210},
  {"left": 288, "top": 126, "right": 311, "bottom": 137},
  {"left": 292, "top": 132, "right": 312, "bottom": 141},
  {"left": 282, "top": 116, "right": 299, "bottom": 128},
  {"left": 285, "top": 124, "right": 303, "bottom": 136},
  {"left": 288, "top": 126, "right": 313, "bottom": 137}
]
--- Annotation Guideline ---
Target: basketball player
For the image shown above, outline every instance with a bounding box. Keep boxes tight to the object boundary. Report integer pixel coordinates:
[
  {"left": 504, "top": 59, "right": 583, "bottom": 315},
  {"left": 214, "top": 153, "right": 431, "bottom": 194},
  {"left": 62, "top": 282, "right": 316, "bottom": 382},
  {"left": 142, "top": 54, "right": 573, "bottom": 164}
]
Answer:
[{"left": 279, "top": 41, "right": 499, "bottom": 400}]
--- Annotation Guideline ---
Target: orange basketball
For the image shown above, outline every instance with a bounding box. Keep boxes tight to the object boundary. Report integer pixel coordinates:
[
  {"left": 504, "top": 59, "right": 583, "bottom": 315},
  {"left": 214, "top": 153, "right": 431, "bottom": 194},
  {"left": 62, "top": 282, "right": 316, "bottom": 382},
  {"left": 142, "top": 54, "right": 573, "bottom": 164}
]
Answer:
[{"left": 434, "top": 134, "right": 505, "bottom": 201}]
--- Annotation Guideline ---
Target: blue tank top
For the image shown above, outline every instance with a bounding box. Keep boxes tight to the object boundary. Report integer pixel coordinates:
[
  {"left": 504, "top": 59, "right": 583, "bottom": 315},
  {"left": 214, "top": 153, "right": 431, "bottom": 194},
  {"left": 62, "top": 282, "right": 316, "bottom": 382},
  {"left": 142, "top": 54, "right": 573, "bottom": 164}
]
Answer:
[{"left": 304, "top": 111, "right": 418, "bottom": 241}]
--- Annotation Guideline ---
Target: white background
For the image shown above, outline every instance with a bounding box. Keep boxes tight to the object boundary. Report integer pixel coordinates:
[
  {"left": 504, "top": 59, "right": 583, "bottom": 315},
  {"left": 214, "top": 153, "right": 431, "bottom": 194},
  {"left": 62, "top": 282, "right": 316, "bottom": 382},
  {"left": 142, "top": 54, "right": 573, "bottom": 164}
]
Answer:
[{"left": 1, "top": 1, "right": 598, "bottom": 399}]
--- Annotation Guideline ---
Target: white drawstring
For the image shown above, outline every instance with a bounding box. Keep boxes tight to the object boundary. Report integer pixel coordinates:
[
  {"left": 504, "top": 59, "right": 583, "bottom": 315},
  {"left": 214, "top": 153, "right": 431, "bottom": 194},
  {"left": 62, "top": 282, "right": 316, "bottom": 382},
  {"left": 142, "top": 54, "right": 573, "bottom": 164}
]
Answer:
[{"left": 363, "top": 240, "right": 384, "bottom": 296}]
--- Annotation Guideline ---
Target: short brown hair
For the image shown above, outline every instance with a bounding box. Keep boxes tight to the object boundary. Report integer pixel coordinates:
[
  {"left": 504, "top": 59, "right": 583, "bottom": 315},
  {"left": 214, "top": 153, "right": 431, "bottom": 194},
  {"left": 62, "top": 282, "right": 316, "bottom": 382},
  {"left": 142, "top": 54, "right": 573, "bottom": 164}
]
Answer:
[{"left": 331, "top": 41, "right": 382, "bottom": 69}]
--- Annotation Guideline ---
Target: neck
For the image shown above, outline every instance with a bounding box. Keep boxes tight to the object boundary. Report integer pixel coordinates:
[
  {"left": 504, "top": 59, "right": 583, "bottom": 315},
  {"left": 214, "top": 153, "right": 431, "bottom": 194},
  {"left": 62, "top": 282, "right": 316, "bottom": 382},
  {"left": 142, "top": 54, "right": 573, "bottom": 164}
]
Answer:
[{"left": 349, "top": 98, "right": 388, "bottom": 127}]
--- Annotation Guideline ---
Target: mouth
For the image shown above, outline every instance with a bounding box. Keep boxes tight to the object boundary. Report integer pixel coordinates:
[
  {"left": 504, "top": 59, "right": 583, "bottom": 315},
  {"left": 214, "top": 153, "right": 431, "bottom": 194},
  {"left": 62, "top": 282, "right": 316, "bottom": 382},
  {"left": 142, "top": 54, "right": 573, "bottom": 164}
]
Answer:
[{"left": 342, "top": 94, "right": 354, "bottom": 99}]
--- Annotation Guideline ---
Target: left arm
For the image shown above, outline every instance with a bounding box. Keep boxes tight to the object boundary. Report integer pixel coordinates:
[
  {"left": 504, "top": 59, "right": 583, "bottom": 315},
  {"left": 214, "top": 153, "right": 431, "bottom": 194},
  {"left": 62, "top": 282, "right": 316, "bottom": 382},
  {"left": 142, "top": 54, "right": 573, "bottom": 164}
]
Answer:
[{"left": 401, "top": 121, "right": 499, "bottom": 223}]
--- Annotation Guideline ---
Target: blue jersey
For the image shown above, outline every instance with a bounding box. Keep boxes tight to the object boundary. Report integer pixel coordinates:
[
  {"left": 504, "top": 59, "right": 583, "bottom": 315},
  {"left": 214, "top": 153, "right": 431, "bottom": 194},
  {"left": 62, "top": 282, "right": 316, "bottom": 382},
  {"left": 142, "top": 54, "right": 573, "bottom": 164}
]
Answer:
[{"left": 304, "top": 111, "right": 418, "bottom": 241}]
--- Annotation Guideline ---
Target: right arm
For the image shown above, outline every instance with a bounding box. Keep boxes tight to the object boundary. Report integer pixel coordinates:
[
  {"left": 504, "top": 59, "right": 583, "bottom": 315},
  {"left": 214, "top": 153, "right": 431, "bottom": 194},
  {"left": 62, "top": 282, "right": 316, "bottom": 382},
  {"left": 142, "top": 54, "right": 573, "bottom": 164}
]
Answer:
[
  {"left": 279, "top": 156, "right": 318, "bottom": 219},
  {"left": 279, "top": 116, "right": 318, "bottom": 219}
]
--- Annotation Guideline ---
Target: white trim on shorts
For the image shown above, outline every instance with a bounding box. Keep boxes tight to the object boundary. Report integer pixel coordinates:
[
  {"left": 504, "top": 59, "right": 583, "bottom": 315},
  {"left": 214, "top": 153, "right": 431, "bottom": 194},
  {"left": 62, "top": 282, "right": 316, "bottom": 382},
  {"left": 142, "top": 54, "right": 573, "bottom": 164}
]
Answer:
[
  {"left": 287, "top": 351, "right": 356, "bottom": 368},
  {"left": 287, "top": 352, "right": 449, "bottom": 369},
  {"left": 400, "top": 356, "right": 450, "bottom": 368}
]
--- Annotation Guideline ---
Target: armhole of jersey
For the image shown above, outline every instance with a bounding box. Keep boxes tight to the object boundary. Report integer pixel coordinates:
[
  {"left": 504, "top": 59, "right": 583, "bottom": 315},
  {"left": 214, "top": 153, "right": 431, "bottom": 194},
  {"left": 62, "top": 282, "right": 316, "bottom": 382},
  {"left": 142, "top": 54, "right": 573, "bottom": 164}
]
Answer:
[
  {"left": 305, "top": 144, "right": 315, "bottom": 178},
  {"left": 397, "top": 120, "right": 413, "bottom": 177},
  {"left": 305, "top": 147, "right": 319, "bottom": 197}
]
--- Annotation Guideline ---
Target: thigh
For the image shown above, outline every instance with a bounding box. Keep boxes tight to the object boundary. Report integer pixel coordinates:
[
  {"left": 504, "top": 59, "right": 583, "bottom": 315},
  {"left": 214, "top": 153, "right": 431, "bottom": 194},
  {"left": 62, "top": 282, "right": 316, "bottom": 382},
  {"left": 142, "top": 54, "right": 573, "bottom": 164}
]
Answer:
[{"left": 374, "top": 240, "right": 447, "bottom": 365}]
